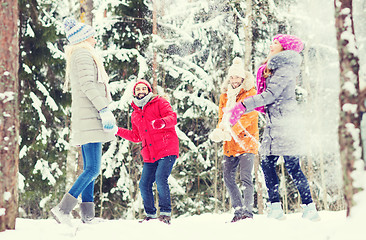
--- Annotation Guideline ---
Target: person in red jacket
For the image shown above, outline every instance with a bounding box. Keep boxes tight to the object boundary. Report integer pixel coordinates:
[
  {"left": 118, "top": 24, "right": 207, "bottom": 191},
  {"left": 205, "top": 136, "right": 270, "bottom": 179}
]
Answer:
[{"left": 116, "top": 79, "right": 179, "bottom": 224}]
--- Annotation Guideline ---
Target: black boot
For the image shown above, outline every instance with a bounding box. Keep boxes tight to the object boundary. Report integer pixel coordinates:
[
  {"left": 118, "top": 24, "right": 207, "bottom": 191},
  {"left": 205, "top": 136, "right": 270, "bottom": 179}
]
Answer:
[
  {"left": 139, "top": 216, "right": 157, "bottom": 223},
  {"left": 231, "top": 215, "right": 250, "bottom": 223}
]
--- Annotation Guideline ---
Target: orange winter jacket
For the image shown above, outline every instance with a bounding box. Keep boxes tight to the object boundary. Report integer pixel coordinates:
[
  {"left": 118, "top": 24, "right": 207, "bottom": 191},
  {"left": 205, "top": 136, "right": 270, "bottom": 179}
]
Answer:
[{"left": 218, "top": 88, "right": 259, "bottom": 156}]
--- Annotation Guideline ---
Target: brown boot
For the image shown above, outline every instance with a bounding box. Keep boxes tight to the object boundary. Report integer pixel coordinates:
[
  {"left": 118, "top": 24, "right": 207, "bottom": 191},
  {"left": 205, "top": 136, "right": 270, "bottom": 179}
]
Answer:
[
  {"left": 231, "top": 215, "right": 251, "bottom": 223},
  {"left": 158, "top": 215, "right": 171, "bottom": 225}
]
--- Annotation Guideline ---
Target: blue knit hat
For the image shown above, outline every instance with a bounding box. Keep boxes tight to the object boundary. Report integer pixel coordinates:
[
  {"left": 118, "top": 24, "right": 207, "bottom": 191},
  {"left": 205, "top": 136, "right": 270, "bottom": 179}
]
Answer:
[{"left": 63, "top": 17, "right": 95, "bottom": 45}]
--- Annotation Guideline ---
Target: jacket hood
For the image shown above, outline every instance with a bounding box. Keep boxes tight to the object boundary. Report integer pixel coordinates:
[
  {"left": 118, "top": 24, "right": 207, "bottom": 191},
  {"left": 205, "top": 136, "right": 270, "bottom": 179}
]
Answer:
[
  {"left": 267, "top": 50, "right": 302, "bottom": 70},
  {"left": 221, "top": 70, "right": 256, "bottom": 93}
]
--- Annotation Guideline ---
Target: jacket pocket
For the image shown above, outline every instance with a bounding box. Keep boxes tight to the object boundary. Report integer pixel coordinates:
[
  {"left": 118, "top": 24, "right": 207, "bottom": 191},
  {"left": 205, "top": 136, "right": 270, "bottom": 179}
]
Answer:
[{"left": 140, "top": 141, "right": 149, "bottom": 159}]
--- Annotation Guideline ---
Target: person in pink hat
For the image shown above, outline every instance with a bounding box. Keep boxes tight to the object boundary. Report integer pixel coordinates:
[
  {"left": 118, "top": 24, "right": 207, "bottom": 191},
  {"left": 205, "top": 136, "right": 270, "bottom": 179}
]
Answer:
[
  {"left": 115, "top": 79, "right": 179, "bottom": 224},
  {"left": 226, "top": 34, "right": 320, "bottom": 221}
]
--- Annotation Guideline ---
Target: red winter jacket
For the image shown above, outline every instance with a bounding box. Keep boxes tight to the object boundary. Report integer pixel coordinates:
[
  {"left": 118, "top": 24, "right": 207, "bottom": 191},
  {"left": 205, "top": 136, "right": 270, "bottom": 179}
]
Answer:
[{"left": 116, "top": 96, "right": 179, "bottom": 163}]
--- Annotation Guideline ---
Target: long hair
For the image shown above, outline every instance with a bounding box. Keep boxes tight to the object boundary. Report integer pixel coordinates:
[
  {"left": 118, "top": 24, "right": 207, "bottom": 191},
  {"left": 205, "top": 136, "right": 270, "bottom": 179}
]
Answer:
[
  {"left": 63, "top": 42, "right": 106, "bottom": 92},
  {"left": 262, "top": 41, "right": 285, "bottom": 78}
]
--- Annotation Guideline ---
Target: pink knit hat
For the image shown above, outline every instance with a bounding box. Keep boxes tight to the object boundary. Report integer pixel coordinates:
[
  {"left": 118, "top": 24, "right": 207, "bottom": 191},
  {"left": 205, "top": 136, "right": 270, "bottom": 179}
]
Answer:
[
  {"left": 133, "top": 79, "right": 152, "bottom": 95},
  {"left": 273, "top": 34, "right": 304, "bottom": 53}
]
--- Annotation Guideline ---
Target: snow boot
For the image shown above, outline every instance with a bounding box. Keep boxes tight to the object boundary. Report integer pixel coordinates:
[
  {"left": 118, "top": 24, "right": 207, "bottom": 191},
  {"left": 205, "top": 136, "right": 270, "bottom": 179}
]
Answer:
[
  {"left": 51, "top": 193, "right": 78, "bottom": 227},
  {"left": 158, "top": 215, "right": 171, "bottom": 225},
  {"left": 230, "top": 215, "right": 252, "bottom": 223},
  {"left": 139, "top": 215, "right": 157, "bottom": 223},
  {"left": 302, "top": 202, "right": 320, "bottom": 221},
  {"left": 80, "top": 202, "right": 95, "bottom": 223},
  {"left": 267, "top": 202, "right": 285, "bottom": 220}
]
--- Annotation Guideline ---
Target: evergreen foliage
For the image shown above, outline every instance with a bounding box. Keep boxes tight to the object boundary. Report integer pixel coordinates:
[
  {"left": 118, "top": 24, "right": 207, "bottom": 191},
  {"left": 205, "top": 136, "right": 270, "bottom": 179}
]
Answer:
[
  {"left": 16, "top": 0, "right": 348, "bottom": 219},
  {"left": 18, "top": 0, "right": 69, "bottom": 218}
]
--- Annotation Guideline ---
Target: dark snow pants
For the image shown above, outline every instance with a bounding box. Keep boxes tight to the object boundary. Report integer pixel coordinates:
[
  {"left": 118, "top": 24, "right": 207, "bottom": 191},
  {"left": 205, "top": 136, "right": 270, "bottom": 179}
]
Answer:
[{"left": 261, "top": 155, "right": 313, "bottom": 205}]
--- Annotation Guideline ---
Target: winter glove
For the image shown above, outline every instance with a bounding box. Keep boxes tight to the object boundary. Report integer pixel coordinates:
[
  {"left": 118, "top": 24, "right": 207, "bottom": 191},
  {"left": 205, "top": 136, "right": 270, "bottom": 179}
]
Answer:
[
  {"left": 99, "top": 107, "right": 117, "bottom": 132},
  {"left": 226, "top": 102, "right": 246, "bottom": 126},
  {"left": 152, "top": 119, "right": 166, "bottom": 129},
  {"left": 209, "top": 128, "right": 232, "bottom": 142},
  {"left": 209, "top": 128, "right": 222, "bottom": 142},
  {"left": 221, "top": 130, "right": 232, "bottom": 141}
]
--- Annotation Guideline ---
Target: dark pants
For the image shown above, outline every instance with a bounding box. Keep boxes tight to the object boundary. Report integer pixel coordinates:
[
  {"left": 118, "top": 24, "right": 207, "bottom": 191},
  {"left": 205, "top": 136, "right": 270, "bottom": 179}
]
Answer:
[
  {"left": 223, "top": 153, "right": 254, "bottom": 217},
  {"left": 261, "top": 155, "right": 313, "bottom": 205},
  {"left": 69, "top": 142, "right": 102, "bottom": 202},
  {"left": 139, "top": 155, "right": 176, "bottom": 217}
]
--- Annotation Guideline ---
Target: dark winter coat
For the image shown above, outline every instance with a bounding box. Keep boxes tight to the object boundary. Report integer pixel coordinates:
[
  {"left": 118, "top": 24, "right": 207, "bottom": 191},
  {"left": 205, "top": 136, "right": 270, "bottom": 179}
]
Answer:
[
  {"left": 116, "top": 96, "right": 179, "bottom": 163},
  {"left": 244, "top": 50, "right": 303, "bottom": 156}
]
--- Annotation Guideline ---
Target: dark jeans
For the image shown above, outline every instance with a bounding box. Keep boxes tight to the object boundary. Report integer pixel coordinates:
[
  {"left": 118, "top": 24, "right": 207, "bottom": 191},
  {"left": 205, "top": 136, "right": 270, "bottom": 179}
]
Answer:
[
  {"left": 223, "top": 153, "right": 254, "bottom": 217},
  {"left": 139, "top": 155, "right": 176, "bottom": 217},
  {"left": 261, "top": 155, "right": 313, "bottom": 205},
  {"left": 69, "top": 142, "right": 102, "bottom": 202}
]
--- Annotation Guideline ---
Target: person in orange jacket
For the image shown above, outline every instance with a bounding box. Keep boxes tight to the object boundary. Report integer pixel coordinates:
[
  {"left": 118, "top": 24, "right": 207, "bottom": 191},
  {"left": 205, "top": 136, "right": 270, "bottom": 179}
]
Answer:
[{"left": 210, "top": 57, "right": 259, "bottom": 222}]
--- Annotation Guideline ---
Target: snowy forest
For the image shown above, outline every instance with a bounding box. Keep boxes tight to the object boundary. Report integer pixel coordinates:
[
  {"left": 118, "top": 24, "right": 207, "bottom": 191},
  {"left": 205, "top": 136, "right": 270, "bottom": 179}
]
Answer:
[{"left": 1, "top": 0, "right": 366, "bottom": 236}]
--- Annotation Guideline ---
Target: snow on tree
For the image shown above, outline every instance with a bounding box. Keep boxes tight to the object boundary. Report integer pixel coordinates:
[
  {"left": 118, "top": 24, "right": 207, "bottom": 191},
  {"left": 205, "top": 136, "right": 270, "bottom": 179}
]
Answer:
[
  {"left": 15, "top": 0, "right": 366, "bottom": 220},
  {"left": 18, "top": 0, "right": 70, "bottom": 218}
]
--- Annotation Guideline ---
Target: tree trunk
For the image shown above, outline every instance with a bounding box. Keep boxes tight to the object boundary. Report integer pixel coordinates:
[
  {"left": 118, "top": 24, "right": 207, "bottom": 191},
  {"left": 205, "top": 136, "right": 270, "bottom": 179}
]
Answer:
[
  {"left": 244, "top": 0, "right": 253, "bottom": 72},
  {"left": 280, "top": 159, "right": 288, "bottom": 213},
  {"left": 254, "top": 155, "right": 263, "bottom": 214},
  {"left": 334, "top": 0, "right": 363, "bottom": 217},
  {"left": 214, "top": 143, "right": 218, "bottom": 213},
  {"left": 0, "top": 0, "right": 19, "bottom": 232},
  {"left": 80, "top": 0, "right": 93, "bottom": 25},
  {"left": 152, "top": 0, "right": 158, "bottom": 94}
]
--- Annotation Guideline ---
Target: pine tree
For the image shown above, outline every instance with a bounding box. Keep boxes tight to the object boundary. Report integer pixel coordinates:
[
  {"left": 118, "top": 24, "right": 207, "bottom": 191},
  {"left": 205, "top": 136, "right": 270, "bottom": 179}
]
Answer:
[
  {"left": 18, "top": 0, "right": 69, "bottom": 218},
  {"left": 92, "top": 0, "right": 152, "bottom": 219}
]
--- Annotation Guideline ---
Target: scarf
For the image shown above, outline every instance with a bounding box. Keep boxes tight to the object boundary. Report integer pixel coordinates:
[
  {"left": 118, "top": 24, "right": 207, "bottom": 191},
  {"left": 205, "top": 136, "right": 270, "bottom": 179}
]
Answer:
[
  {"left": 226, "top": 84, "right": 243, "bottom": 109},
  {"left": 133, "top": 92, "right": 153, "bottom": 109},
  {"left": 64, "top": 42, "right": 112, "bottom": 102}
]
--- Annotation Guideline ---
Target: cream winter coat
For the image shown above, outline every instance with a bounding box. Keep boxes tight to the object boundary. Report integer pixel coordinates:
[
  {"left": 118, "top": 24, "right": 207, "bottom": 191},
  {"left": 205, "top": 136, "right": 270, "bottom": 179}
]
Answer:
[{"left": 67, "top": 46, "right": 115, "bottom": 146}]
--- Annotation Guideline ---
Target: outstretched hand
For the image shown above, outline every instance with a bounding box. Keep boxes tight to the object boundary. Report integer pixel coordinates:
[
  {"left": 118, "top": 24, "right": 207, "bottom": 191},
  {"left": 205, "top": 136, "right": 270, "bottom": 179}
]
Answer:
[{"left": 225, "top": 102, "right": 246, "bottom": 126}]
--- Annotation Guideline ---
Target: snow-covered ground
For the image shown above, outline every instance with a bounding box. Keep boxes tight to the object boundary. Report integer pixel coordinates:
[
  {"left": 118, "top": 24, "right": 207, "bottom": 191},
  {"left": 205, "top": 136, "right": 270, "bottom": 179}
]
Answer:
[{"left": 0, "top": 210, "right": 364, "bottom": 240}]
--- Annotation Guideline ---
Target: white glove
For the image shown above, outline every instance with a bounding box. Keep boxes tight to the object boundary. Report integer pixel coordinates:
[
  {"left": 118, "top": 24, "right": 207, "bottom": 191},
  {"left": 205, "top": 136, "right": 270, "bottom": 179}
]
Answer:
[
  {"left": 221, "top": 130, "right": 232, "bottom": 141},
  {"left": 209, "top": 128, "right": 232, "bottom": 142},
  {"left": 99, "top": 107, "right": 117, "bottom": 133},
  {"left": 209, "top": 128, "right": 222, "bottom": 142}
]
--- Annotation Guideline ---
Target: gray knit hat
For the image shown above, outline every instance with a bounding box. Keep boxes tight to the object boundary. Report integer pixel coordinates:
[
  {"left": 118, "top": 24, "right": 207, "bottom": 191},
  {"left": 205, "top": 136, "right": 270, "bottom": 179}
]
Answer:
[{"left": 64, "top": 17, "right": 95, "bottom": 45}]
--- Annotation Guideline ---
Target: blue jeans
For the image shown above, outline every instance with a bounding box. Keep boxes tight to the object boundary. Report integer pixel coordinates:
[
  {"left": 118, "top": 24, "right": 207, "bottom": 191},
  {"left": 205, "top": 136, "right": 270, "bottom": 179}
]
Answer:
[
  {"left": 139, "top": 155, "right": 176, "bottom": 217},
  {"left": 69, "top": 142, "right": 102, "bottom": 202},
  {"left": 261, "top": 155, "right": 313, "bottom": 205}
]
